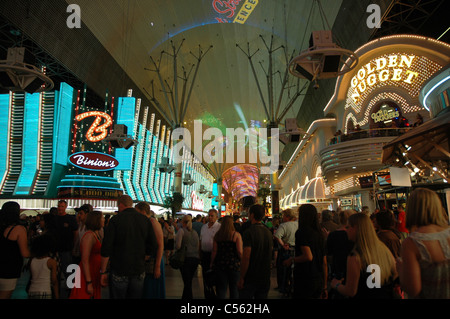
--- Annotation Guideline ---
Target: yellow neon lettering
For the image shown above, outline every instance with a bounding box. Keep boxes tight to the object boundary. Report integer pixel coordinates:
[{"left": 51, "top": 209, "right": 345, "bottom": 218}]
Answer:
[
  {"left": 388, "top": 55, "right": 398, "bottom": 68},
  {"left": 399, "top": 55, "right": 414, "bottom": 68},
  {"left": 367, "top": 73, "right": 377, "bottom": 86},
  {"left": 391, "top": 69, "right": 403, "bottom": 81},
  {"left": 404, "top": 70, "right": 419, "bottom": 84},
  {"left": 379, "top": 69, "right": 389, "bottom": 82},
  {"left": 376, "top": 57, "right": 387, "bottom": 70}
]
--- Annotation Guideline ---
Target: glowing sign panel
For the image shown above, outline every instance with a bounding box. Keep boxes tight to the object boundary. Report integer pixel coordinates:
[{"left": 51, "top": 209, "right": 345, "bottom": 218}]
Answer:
[
  {"left": 75, "top": 111, "right": 113, "bottom": 143},
  {"left": 69, "top": 152, "right": 119, "bottom": 171},
  {"left": 350, "top": 55, "right": 419, "bottom": 103},
  {"left": 191, "top": 191, "right": 205, "bottom": 211}
]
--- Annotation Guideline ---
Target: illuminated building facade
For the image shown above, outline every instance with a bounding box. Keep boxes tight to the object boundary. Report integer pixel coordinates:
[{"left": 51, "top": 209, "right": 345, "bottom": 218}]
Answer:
[
  {"left": 279, "top": 35, "right": 450, "bottom": 213},
  {"left": 0, "top": 83, "right": 214, "bottom": 213}
]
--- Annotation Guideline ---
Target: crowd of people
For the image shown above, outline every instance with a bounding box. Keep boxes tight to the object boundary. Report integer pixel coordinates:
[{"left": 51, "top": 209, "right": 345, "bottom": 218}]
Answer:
[{"left": 0, "top": 187, "right": 449, "bottom": 300}]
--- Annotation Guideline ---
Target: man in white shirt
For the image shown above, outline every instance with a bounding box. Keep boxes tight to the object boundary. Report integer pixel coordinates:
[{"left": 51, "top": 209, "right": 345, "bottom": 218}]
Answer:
[
  {"left": 200, "top": 209, "right": 221, "bottom": 299},
  {"left": 274, "top": 209, "right": 298, "bottom": 295}
]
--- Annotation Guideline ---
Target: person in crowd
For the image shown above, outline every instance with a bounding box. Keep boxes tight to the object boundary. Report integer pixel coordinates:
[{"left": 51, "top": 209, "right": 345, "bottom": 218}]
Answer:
[
  {"left": 163, "top": 218, "right": 175, "bottom": 265},
  {"left": 100, "top": 195, "right": 157, "bottom": 299},
  {"left": 233, "top": 214, "right": 242, "bottom": 233},
  {"left": 413, "top": 113, "right": 424, "bottom": 127},
  {"left": 274, "top": 209, "right": 297, "bottom": 295},
  {"left": 397, "top": 188, "right": 450, "bottom": 299},
  {"left": 210, "top": 215, "right": 243, "bottom": 299},
  {"left": 375, "top": 210, "right": 402, "bottom": 259},
  {"left": 361, "top": 206, "right": 370, "bottom": 217},
  {"left": 69, "top": 211, "right": 104, "bottom": 299},
  {"left": 28, "top": 234, "right": 59, "bottom": 299},
  {"left": 135, "top": 202, "right": 165, "bottom": 299},
  {"left": 326, "top": 209, "right": 355, "bottom": 299},
  {"left": 284, "top": 204, "right": 327, "bottom": 299},
  {"left": 54, "top": 199, "right": 78, "bottom": 298},
  {"left": 192, "top": 214, "right": 203, "bottom": 236},
  {"left": 271, "top": 216, "right": 281, "bottom": 268},
  {"left": 72, "top": 204, "right": 92, "bottom": 265},
  {"left": 200, "top": 208, "right": 221, "bottom": 299},
  {"left": 175, "top": 214, "right": 200, "bottom": 299},
  {"left": 29, "top": 214, "right": 42, "bottom": 240},
  {"left": 330, "top": 213, "right": 398, "bottom": 298},
  {"left": 321, "top": 209, "right": 339, "bottom": 235},
  {"left": 396, "top": 203, "right": 409, "bottom": 241},
  {"left": 238, "top": 204, "right": 273, "bottom": 299},
  {"left": 0, "top": 201, "right": 31, "bottom": 299}
]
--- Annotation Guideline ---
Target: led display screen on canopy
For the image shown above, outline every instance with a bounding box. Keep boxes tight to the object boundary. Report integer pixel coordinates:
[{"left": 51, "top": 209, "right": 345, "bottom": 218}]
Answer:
[
  {"left": 212, "top": 0, "right": 259, "bottom": 24},
  {"left": 222, "top": 164, "right": 259, "bottom": 200}
]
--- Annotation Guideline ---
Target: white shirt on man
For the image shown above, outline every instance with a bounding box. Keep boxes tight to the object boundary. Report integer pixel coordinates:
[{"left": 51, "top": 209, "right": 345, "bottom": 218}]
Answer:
[{"left": 200, "top": 221, "right": 221, "bottom": 252}]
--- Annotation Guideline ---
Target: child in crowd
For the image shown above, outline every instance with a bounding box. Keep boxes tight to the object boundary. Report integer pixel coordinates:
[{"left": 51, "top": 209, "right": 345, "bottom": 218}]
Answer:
[{"left": 27, "top": 234, "right": 59, "bottom": 299}]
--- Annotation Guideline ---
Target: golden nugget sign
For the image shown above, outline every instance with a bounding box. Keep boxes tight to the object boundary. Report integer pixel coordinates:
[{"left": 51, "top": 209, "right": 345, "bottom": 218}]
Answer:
[
  {"left": 371, "top": 108, "right": 400, "bottom": 123},
  {"left": 351, "top": 54, "right": 419, "bottom": 103}
]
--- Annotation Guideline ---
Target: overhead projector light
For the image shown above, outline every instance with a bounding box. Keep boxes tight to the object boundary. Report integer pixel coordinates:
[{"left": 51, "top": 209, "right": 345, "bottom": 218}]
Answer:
[
  {"left": 0, "top": 47, "right": 54, "bottom": 94},
  {"left": 199, "top": 185, "right": 208, "bottom": 194},
  {"left": 275, "top": 118, "right": 309, "bottom": 145},
  {"left": 289, "top": 31, "right": 358, "bottom": 82},
  {"left": 183, "top": 174, "right": 195, "bottom": 186},
  {"left": 103, "top": 124, "right": 138, "bottom": 150},
  {"left": 155, "top": 157, "right": 176, "bottom": 174}
]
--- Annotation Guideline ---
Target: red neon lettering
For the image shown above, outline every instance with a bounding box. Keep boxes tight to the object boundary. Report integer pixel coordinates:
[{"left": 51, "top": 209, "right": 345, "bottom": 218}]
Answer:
[
  {"left": 75, "top": 111, "right": 113, "bottom": 143},
  {"left": 212, "top": 0, "right": 242, "bottom": 19}
]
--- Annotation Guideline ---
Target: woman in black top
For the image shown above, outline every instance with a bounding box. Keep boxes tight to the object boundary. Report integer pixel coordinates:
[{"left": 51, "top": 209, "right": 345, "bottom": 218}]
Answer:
[
  {"left": 0, "top": 201, "right": 30, "bottom": 299},
  {"left": 211, "top": 216, "right": 243, "bottom": 299},
  {"left": 284, "top": 204, "right": 327, "bottom": 299}
]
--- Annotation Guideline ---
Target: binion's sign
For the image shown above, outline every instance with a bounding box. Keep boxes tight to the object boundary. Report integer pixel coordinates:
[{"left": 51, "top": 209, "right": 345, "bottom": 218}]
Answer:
[
  {"left": 69, "top": 152, "right": 119, "bottom": 171},
  {"left": 191, "top": 191, "right": 205, "bottom": 211}
]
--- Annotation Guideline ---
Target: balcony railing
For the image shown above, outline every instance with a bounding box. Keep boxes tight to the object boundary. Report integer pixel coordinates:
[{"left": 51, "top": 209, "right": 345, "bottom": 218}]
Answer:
[{"left": 329, "top": 127, "right": 412, "bottom": 145}]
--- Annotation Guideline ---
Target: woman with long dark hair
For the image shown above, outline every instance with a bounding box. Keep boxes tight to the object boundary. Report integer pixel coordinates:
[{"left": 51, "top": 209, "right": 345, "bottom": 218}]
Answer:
[
  {"left": 0, "top": 201, "right": 30, "bottom": 299},
  {"left": 284, "top": 204, "right": 327, "bottom": 299}
]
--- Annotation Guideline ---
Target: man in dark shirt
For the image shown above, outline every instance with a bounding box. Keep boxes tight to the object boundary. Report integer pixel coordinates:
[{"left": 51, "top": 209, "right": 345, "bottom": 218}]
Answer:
[
  {"left": 54, "top": 199, "right": 78, "bottom": 298},
  {"left": 100, "top": 195, "right": 157, "bottom": 299},
  {"left": 238, "top": 204, "right": 273, "bottom": 299}
]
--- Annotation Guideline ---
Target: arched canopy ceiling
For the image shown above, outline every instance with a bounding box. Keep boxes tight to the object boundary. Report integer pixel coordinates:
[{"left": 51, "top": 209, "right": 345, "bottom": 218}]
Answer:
[
  {"left": 222, "top": 164, "right": 259, "bottom": 201},
  {"left": 67, "top": 0, "right": 344, "bottom": 179}
]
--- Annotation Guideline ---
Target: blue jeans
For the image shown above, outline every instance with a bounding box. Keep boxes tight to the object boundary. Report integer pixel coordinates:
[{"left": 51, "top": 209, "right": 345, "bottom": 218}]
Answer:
[
  {"left": 215, "top": 269, "right": 240, "bottom": 299},
  {"left": 109, "top": 271, "right": 145, "bottom": 299}
]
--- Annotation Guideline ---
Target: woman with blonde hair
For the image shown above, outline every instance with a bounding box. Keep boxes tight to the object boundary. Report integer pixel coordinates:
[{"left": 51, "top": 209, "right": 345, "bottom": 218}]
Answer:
[
  {"left": 175, "top": 214, "right": 200, "bottom": 299},
  {"left": 331, "top": 213, "right": 398, "bottom": 298},
  {"left": 211, "top": 215, "right": 243, "bottom": 299},
  {"left": 397, "top": 188, "right": 450, "bottom": 299}
]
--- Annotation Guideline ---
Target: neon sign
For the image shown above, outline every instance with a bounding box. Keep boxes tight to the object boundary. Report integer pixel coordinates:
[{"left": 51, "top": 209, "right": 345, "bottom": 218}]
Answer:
[
  {"left": 68, "top": 152, "right": 119, "bottom": 171},
  {"left": 213, "top": 0, "right": 258, "bottom": 24},
  {"left": 371, "top": 108, "right": 400, "bottom": 123},
  {"left": 75, "top": 111, "right": 113, "bottom": 143},
  {"left": 350, "top": 55, "right": 419, "bottom": 103},
  {"left": 191, "top": 191, "right": 205, "bottom": 211}
]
